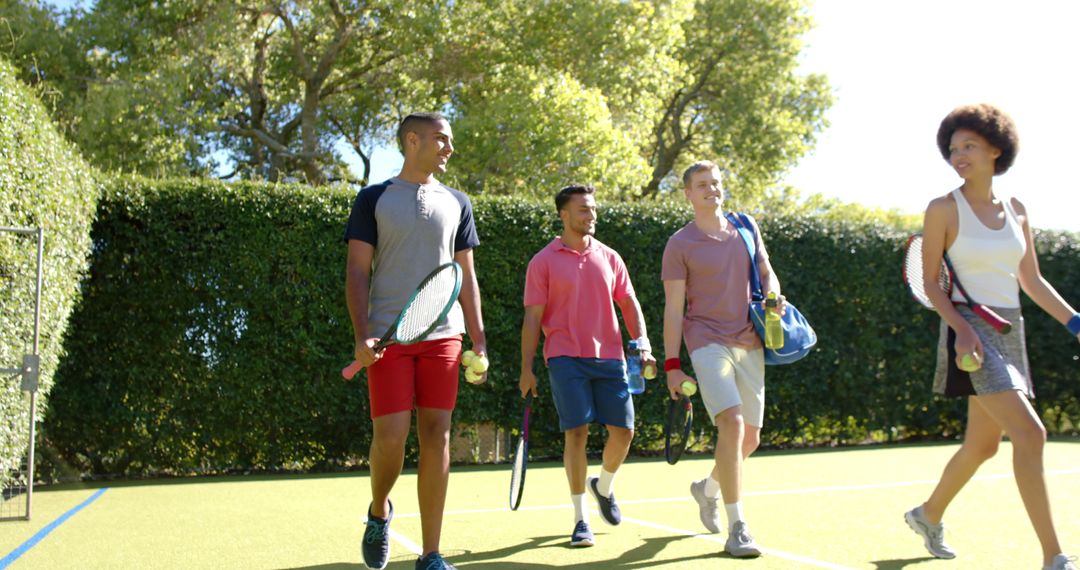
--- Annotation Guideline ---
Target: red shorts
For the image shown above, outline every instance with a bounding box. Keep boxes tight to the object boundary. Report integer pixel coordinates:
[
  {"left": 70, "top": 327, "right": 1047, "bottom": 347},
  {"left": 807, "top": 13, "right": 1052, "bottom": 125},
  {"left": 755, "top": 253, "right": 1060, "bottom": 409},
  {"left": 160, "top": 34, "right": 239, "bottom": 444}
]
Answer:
[{"left": 367, "top": 336, "right": 463, "bottom": 418}]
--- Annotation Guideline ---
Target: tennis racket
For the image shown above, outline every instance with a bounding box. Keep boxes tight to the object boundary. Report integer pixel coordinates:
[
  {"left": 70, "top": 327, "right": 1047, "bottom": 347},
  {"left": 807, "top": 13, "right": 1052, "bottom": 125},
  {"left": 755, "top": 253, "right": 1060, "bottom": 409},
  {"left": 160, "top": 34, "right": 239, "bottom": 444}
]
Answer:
[
  {"left": 509, "top": 393, "right": 532, "bottom": 511},
  {"left": 902, "top": 234, "right": 1012, "bottom": 334},
  {"left": 342, "top": 261, "right": 463, "bottom": 379},
  {"left": 664, "top": 394, "right": 693, "bottom": 465}
]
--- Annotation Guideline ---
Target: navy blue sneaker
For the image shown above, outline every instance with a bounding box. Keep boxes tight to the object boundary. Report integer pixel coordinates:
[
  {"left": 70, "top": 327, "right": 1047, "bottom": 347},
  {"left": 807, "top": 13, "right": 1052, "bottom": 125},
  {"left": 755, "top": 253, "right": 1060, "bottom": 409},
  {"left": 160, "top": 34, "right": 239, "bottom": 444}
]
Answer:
[
  {"left": 415, "top": 551, "right": 457, "bottom": 569},
  {"left": 362, "top": 500, "right": 393, "bottom": 569},
  {"left": 570, "top": 520, "right": 594, "bottom": 547},
  {"left": 587, "top": 476, "right": 621, "bottom": 525}
]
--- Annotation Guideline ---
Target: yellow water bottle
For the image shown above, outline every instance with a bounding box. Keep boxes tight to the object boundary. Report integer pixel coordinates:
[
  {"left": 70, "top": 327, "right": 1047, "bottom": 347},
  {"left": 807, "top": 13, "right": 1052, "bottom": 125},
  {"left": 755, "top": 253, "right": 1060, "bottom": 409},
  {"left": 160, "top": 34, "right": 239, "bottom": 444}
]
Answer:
[{"left": 765, "top": 292, "right": 784, "bottom": 349}]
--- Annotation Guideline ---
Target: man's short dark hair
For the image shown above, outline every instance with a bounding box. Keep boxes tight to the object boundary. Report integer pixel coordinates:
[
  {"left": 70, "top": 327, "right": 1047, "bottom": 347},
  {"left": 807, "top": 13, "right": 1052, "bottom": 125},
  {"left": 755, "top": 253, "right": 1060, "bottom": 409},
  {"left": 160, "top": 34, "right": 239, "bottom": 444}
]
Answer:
[
  {"left": 555, "top": 184, "right": 596, "bottom": 212},
  {"left": 936, "top": 104, "right": 1019, "bottom": 175},
  {"left": 397, "top": 112, "right": 448, "bottom": 152},
  {"left": 682, "top": 160, "right": 720, "bottom": 186}
]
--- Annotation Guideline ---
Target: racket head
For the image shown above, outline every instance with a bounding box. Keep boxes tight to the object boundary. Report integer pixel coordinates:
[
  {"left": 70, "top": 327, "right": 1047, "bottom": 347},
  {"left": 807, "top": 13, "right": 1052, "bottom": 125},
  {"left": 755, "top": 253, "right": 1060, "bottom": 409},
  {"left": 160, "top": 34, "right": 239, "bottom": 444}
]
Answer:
[
  {"left": 903, "top": 234, "right": 951, "bottom": 310},
  {"left": 509, "top": 394, "right": 532, "bottom": 511},
  {"left": 664, "top": 395, "right": 692, "bottom": 465},
  {"left": 391, "top": 262, "right": 463, "bottom": 345},
  {"left": 342, "top": 263, "right": 460, "bottom": 378}
]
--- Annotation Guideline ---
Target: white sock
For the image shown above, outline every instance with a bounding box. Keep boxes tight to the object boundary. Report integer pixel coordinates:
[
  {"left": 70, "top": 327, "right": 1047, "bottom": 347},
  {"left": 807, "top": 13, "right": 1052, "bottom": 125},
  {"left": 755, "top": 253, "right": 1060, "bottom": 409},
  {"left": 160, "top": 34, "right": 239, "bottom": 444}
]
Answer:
[
  {"left": 572, "top": 493, "right": 588, "bottom": 523},
  {"left": 597, "top": 468, "right": 616, "bottom": 497},
  {"left": 703, "top": 476, "right": 721, "bottom": 498},
  {"left": 725, "top": 502, "right": 744, "bottom": 532}
]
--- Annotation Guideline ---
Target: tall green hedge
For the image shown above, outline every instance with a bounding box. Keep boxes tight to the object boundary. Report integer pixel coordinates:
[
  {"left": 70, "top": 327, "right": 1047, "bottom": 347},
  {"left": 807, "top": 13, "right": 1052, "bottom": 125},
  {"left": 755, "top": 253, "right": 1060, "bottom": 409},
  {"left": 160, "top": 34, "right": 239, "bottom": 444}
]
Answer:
[
  {"left": 44, "top": 178, "right": 1080, "bottom": 476},
  {"left": 45, "top": 177, "right": 366, "bottom": 475},
  {"left": 0, "top": 57, "right": 99, "bottom": 486}
]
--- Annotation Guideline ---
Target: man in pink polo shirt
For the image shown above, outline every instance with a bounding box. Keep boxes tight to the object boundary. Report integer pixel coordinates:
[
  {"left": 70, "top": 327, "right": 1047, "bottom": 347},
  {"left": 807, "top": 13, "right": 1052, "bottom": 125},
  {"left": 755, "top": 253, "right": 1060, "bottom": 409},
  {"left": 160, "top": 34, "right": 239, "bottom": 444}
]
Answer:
[
  {"left": 519, "top": 184, "right": 656, "bottom": 548},
  {"left": 662, "top": 160, "right": 785, "bottom": 559}
]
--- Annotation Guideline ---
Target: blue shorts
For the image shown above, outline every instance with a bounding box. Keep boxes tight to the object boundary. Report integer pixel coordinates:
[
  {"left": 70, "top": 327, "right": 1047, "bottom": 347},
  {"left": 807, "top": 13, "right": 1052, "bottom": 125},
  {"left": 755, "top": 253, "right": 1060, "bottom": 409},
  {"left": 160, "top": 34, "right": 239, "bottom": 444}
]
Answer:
[{"left": 547, "top": 357, "right": 634, "bottom": 431}]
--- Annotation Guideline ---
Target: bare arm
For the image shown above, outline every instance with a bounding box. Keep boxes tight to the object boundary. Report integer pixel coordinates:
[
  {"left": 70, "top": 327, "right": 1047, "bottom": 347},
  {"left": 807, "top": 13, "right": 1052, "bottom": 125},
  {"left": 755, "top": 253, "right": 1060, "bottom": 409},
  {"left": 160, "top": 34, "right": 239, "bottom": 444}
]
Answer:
[
  {"left": 663, "top": 279, "right": 694, "bottom": 399},
  {"left": 1012, "top": 198, "right": 1079, "bottom": 333},
  {"left": 346, "top": 240, "right": 380, "bottom": 366},
  {"left": 519, "top": 304, "right": 544, "bottom": 397},
  {"left": 616, "top": 295, "right": 657, "bottom": 371},
  {"left": 748, "top": 216, "right": 784, "bottom": 308},
  {"left": 454, "top": 248, "right": 488, "bottom": 378}
]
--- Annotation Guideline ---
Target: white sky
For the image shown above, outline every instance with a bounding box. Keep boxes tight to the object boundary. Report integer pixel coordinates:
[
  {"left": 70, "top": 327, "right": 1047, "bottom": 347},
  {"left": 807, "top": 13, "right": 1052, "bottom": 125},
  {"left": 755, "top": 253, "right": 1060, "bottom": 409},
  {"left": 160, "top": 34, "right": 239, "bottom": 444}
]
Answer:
[{"left": 786, "top": 0, "right": 1080, "bottom": 231}]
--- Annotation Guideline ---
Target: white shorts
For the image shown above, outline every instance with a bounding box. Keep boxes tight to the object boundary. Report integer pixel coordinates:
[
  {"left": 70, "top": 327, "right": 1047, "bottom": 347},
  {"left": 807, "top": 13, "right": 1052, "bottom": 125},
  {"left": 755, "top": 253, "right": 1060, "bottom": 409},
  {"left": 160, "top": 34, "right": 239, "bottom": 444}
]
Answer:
[{"left": 689, "top": 343, "right": 765, "bottom": 427}]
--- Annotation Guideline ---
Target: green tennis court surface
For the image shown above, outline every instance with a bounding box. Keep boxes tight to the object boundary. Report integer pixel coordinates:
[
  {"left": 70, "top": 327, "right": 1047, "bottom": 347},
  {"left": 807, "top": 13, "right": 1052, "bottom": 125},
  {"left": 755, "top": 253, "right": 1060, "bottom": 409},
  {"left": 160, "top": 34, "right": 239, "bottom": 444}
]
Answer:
[{"left": 2, "top": 441, "right": 1078, "bottom": 569}]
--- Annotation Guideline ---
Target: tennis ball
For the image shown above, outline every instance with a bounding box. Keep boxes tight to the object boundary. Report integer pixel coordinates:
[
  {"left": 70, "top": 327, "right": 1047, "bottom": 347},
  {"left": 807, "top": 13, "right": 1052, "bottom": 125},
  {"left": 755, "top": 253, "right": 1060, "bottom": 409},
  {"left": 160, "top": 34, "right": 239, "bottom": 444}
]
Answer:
[
  {"left": 462, "top": 350, "right": 476, "bottom": 368},
  {"left": 643, "top": 364, "right": 656, "bottom": 380},
  {"left": 470, "top": 354, "right": 489, "bottom": 373},
  {"left": 958, "top": 353, "right": 981, "bottom": 372},
  {"left": 465, "top": 368, "right": 484, "bottom": 384},
  {"left": 681, "top": 380, "right": 697, "bottom": 397}
]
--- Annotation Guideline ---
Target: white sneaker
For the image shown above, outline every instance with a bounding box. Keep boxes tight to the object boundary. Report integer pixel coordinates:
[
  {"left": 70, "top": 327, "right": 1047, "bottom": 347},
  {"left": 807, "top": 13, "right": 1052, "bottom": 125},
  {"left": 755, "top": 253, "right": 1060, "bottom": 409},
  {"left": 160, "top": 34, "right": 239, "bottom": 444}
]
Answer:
[
  {"left": 724, "top": 520, "right": 762, "bottom": 558},
  {"left": 1045, "top": 554, "right": 1079, "bottom": 570},
  {"left": 904, "top": 505, "right": 956, "bottom": 559},
  {"left": 689, "top": 479, "right": 721, "bottom": 533}
]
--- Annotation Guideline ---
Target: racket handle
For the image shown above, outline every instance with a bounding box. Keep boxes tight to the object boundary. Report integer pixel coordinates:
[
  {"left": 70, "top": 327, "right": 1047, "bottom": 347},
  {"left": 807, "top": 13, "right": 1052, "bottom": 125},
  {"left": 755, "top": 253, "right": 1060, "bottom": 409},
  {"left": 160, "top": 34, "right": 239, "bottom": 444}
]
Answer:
[
  {"left": 972, "top": 304, "right": 1013, "bottom": 334},
  {"left": 341, "top": 360, "right": 364, "bottom": 379}
]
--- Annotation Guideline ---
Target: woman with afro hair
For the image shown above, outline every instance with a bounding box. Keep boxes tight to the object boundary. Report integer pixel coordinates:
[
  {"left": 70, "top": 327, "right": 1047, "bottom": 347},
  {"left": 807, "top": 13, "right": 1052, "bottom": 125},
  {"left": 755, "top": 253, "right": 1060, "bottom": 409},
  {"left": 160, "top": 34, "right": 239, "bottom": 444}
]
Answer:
[{"left": 904, "top": 103, "right": 1080, "bottom": 570}]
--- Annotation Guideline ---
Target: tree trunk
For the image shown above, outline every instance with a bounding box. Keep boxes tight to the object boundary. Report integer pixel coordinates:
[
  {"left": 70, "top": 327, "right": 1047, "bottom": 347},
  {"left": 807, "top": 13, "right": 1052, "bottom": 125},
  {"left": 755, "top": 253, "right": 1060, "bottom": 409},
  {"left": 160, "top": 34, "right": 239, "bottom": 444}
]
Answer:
[{"left": 299, "top": 84, "right": 325, "bottom": 185}]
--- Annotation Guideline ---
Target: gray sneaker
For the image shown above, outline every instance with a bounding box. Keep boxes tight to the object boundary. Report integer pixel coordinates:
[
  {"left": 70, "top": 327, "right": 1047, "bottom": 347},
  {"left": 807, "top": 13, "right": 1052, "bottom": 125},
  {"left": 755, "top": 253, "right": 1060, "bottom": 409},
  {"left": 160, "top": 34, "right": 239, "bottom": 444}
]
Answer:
[
  {"left": 1045, "top": 554, "right": 1079, "bottom": 570},
  {"left": 904, "top": 505, "right": 956, "bottom": 559},
  {"left": 689, "top": 479, "right": 721, "bottom": 534},
  {"left": 724, "top": 520, "right": 762, "bottom": 558}
]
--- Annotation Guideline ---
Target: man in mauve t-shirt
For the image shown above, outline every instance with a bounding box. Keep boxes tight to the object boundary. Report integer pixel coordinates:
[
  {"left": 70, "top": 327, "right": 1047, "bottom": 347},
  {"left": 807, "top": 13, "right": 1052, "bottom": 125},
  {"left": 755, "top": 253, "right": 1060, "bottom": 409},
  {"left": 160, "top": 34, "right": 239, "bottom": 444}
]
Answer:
[{"left": 661, "top": 160, "right": 785, "bottom": 559}]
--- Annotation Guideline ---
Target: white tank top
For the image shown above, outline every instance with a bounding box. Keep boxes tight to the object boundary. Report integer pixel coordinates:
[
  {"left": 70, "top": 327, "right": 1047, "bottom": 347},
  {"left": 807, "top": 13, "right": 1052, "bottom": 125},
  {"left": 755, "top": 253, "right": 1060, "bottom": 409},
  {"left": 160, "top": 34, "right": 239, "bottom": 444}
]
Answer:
[{"left": 946, "top": 188, "right": 1026, "bottom": 308}]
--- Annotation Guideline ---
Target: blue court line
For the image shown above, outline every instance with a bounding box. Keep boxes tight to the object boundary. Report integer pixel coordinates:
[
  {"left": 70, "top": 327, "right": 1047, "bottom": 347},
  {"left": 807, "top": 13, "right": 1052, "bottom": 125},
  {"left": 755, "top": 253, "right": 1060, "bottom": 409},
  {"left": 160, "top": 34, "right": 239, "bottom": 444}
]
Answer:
[{"left": 0, "top": 488, "right": 108, "bottom": 569}]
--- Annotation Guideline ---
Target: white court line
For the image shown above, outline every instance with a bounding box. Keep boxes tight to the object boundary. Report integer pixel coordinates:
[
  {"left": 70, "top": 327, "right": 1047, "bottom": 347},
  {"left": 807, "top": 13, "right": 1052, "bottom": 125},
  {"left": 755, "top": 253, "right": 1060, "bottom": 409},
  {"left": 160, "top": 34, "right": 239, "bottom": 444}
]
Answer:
[
  {"left": 387, "top": 466, "right": 1080, "bottom": 567},
  {"left": 389, "top": 528, "right": 424, "bottom": 556},
  {"left": 395, "top": 466, "right": 1080, "bottom": 518},
  {"left": 621, "top": 515, "right": 857, "bottom": 570}
]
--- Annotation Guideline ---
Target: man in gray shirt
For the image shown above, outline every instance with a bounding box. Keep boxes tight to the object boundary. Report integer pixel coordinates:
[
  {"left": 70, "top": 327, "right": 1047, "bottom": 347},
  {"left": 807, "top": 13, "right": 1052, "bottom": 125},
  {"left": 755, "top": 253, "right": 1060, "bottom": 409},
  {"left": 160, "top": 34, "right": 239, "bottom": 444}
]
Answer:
[{"left": 344, "top": 112, "right": 487, "bottom": 570}]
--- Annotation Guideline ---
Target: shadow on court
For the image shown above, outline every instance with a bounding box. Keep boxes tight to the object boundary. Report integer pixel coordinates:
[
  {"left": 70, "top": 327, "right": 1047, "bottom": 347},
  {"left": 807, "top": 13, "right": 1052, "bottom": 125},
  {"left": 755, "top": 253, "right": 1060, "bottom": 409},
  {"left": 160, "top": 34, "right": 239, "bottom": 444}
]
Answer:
[
  {"left": 412, "top": 533, "right": 713, "bottom": 568},
  {"left": 871, "top": 556, "right": 938, "bottom": 569}
]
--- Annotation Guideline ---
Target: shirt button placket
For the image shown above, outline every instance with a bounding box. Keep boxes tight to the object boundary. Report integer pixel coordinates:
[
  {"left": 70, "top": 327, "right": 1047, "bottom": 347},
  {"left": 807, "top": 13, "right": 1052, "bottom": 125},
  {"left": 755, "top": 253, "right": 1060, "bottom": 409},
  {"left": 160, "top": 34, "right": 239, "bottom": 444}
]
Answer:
[{"left": 417, "top": 185, "right": 429, "bottom": 220}]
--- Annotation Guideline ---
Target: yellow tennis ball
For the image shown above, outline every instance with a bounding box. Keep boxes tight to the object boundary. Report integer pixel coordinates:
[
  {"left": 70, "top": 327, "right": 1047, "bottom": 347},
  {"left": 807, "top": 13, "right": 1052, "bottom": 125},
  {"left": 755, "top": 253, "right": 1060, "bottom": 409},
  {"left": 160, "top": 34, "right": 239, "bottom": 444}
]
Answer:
[
  {"left": 462, "top": 350, "right": 476, "bottom": 368},
  {"left": 958, "top": 353, "right": 981, "bottom": 372},
  {"left": 681, "top": 380, "right": 697, "bottom": 397},
  {"left": 643, "top": 364, "right": 656, "bottom": 380},
  {"left": 465, "top": 368, "right": 484, "bottom": 384},
  {"left": 470, "top": 355, "right": 489, "bottom": 373}
]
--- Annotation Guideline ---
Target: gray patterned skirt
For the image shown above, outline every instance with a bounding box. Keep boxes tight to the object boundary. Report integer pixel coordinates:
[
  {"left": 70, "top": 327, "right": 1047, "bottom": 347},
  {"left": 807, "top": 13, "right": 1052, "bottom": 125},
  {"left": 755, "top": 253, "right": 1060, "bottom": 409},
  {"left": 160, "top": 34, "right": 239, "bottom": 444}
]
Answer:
[{"left": 933, "top": 305, "right": 1033, "bottom": 398}]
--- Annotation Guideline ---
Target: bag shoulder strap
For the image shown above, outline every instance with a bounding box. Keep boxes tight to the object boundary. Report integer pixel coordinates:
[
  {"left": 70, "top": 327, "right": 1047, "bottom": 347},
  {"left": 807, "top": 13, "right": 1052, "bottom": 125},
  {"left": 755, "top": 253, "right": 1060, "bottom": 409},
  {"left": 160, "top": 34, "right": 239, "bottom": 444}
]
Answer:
[
  {"left": 725, "top": 212, "right": 764, "bottom": 301},
  {"left": 725, "top": 212, "right": 756, "bottom": 258}
]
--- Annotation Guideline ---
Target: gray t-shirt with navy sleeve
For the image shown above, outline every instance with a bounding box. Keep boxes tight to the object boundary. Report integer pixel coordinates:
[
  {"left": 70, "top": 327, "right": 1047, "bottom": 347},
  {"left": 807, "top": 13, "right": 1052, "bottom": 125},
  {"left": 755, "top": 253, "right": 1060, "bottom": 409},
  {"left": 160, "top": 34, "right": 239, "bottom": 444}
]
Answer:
[{"left": 344, "top": 177, "right": 480, "bottom": 340}]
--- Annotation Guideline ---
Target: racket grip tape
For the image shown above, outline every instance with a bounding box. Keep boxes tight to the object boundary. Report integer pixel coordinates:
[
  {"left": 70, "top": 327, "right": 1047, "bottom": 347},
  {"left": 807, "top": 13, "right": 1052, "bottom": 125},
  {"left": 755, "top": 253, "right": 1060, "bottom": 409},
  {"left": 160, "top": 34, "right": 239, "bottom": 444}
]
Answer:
[
  {"left": 972, "top": 304, "right": 1013, "bottom": 334},
  {"left": 341, "top": 360, "right": 363, "bottom": 379}
]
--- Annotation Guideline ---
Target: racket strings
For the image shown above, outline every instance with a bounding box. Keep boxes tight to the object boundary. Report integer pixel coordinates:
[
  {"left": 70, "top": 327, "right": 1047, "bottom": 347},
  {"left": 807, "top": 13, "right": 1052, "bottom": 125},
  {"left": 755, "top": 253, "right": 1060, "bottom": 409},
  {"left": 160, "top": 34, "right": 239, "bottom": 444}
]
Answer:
[
  {"left": 665, "top": 398, "right": 692, "bottom": 464},
  {"left": 397, "top": 267, "right": 458, "bottom": 341},
  {"left": 510, "top": 442, "right": 525, "bottom": 485},
  {"left": 904, "top": 236, "right": 950, "bottom": 308},
  {"left": 509, "top": 438, "right": 526, "bottom": 508}
]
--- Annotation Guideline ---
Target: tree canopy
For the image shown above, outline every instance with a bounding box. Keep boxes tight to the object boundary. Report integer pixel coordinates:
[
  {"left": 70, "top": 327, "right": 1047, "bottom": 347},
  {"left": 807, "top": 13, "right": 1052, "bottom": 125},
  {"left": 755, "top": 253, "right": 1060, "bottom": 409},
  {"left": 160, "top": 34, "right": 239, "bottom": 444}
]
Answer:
[{"left": 3, "top": 0, "right": 831, "bottom": 201}]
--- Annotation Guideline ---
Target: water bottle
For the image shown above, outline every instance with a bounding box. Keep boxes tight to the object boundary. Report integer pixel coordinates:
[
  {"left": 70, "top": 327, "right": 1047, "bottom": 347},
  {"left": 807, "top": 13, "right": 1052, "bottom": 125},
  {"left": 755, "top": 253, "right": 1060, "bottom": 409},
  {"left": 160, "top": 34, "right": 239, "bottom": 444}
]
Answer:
[
  {"left": 765, "top": 292, "right": 784, "bottom": 350},
  {"left": 626, "top": 339, "right": 644, "bottom": 394}
]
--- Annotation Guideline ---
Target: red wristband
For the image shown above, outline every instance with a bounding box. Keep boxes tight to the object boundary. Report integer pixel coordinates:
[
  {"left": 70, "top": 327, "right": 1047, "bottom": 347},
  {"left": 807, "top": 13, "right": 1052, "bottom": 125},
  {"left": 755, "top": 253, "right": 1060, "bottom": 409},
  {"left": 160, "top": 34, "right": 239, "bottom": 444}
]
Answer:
[{"left": 664, "top": 358, "right": 681, "bottom": 372}]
